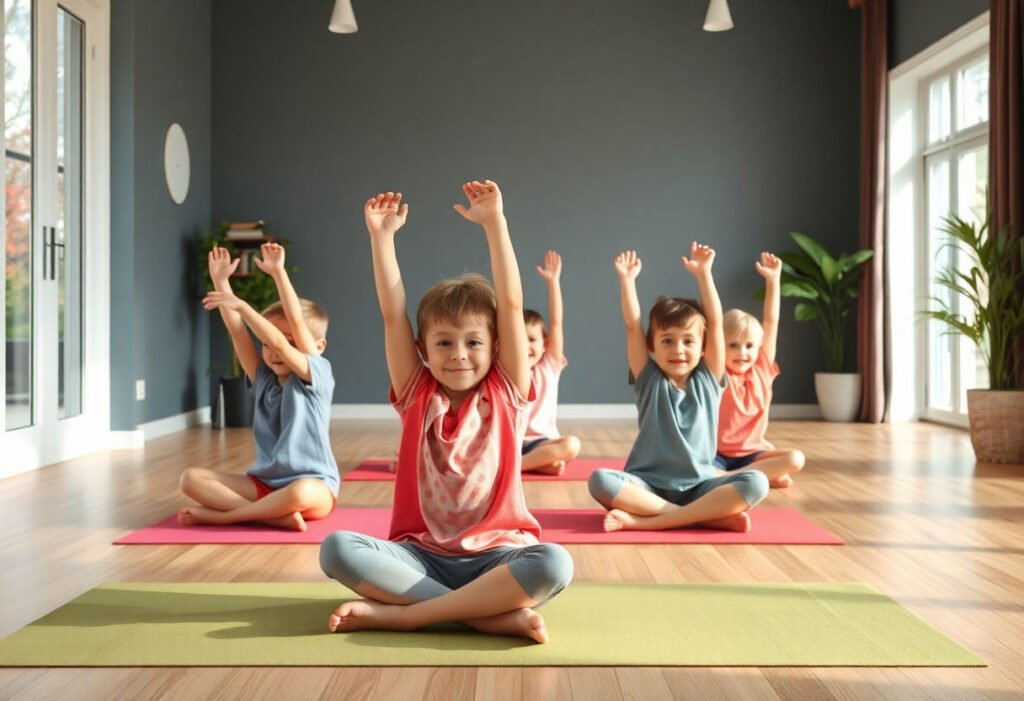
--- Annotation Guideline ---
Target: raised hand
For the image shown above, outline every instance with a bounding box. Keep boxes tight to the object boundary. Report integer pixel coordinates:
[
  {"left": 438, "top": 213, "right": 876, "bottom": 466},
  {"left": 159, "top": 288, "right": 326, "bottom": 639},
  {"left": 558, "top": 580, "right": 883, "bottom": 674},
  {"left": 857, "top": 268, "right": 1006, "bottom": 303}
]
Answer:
[
  {"left": 452, "top": 180, "right": 503, "bottom": 224},
  {"left": 364, "top": 192, "right": 409, "bottom": 238},
  {"left": 614, "top": 250, "right": 642, "bottom": 281},
  {"left": 253, "top": 242, "right": 285, "bottom": 276},
  {"left": 754, "top": 251, "right": 782, "bottom": 281},
  {"left": 681, "top": 241, "right": 715, "bottom": 276},
  {"left": 202, "top": 290, "right": 246, "bottom": 313},
  {"left": 208, "top": 246, "right": 240, "bottom": 285},
  {"left": 536, "top": 250, "right": 562, "bottom": 283}
]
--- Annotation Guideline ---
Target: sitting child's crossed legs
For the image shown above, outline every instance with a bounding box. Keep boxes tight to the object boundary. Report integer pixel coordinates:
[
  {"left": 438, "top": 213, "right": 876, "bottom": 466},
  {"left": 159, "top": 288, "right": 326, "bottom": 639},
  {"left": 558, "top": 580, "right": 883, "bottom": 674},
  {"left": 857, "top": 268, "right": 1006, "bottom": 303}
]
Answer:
[
  {"left": 179, "top": 468, "right": 334, "bottom": 531},
  {"left": 588, "top": 468, "right": 769, "bottom": 532},
  {"left": 319, "top": 531, "right": 573, "bottom": 642},
  {"left": 521, "top": 435, "right": 582, "bottom": 474}
]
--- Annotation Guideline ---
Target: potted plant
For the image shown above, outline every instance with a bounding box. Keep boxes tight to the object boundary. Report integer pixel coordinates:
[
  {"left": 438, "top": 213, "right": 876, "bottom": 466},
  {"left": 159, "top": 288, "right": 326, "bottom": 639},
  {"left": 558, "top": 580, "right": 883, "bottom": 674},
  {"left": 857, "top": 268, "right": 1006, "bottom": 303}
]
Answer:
[
  {"left": 922, "top": 213, "right": 1024, "bottom": 463},
  {"left": 770, "top": 231, "right": 874, "bottom": 421},
  {"left": 197, "top": 222, "right": 293, "bottom": 427}
]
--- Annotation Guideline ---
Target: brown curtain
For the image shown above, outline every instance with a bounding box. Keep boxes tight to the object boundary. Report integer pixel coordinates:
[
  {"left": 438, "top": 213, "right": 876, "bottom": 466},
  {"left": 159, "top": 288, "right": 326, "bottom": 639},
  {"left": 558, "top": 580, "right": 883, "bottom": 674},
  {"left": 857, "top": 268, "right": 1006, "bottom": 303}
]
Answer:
[
  {"left": 856, "top": 0, "right": 888, "bottom": 422},
  {"left": 990, "top": 0, "right": 1024, "bottom": 389}
]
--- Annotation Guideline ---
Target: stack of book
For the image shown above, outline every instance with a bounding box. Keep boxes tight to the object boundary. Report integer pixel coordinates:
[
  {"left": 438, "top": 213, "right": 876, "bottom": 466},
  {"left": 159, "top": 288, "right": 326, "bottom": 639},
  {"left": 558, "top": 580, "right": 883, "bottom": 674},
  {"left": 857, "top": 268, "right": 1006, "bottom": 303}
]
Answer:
[{"left": 223, "top": 221, "right": 266, "bottom": 240}]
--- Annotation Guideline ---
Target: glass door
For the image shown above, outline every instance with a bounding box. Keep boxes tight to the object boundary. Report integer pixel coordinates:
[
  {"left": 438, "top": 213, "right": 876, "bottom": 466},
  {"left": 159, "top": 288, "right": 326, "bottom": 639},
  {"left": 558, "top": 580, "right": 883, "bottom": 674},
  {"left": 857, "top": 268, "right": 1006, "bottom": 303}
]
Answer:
[{"left": 2, "top": 0, "right": 105, "bottom": 476}]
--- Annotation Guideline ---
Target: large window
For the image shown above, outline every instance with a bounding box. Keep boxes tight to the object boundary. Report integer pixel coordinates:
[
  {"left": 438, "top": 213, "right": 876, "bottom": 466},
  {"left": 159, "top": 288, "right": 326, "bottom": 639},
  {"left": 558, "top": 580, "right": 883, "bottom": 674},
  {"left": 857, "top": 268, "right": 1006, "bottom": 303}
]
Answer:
[
  {"left": 922, "top": 51, "right": 989, "bottom": 423},
  {"left": 887, "top": 14, "right": 988, "bottom": 426}
]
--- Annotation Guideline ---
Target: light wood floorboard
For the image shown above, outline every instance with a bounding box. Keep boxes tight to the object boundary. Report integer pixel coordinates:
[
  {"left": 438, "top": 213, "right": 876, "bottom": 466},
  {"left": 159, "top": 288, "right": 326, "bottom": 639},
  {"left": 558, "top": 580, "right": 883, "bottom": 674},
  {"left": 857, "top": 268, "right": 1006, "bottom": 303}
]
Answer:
[{"left": 1, "top": 420, "right": 1023, "bottom": 700}]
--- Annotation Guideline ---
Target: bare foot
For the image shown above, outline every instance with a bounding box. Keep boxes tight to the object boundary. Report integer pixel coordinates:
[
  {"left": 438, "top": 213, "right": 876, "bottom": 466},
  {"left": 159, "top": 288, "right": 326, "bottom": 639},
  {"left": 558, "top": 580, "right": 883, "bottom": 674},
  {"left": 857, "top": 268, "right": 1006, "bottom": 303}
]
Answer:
[
  {"left": 770, "top": 475, "right": 793, "bottom": 489},
  {"left": 328, "top": 599, "right": 410, "bottom": 633},
  {"left": 263, "top": 512, "right": 307, "bottom": 531},
  {"left": 525, "top": 461, "right": 566, "bottom": 476},
  {"left": 603, "top": 508, "right": 638, "bottom": 532},
  {"left": 467, "top": 608, "right": 549, "bottom": 644},
  {"left": 176, "top": 505, "right": 229, "bottom": 526},
  {"left": 697, "top": 511, "right": 751, "bottom": 533}
]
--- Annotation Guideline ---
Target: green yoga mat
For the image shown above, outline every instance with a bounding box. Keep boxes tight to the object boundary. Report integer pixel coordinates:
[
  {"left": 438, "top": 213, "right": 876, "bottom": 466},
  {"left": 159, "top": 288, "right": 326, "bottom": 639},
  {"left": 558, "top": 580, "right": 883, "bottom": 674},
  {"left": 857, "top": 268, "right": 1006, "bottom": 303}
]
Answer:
[{"left": 0, "top": 582, "right": 983, "bottom": 667}]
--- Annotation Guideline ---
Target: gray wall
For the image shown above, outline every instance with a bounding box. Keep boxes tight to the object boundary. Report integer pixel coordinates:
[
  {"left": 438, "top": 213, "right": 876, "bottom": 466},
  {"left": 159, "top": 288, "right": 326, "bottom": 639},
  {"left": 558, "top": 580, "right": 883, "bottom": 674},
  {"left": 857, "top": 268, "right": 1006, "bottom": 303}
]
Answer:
[
  {"left": 210, "top": 0, "right": 861, "bottom": 405},
  {"left": 110, "top": 0, "right": 212, "bottom": 429},
  {"left": 890, "top": 0, "right": 988, "bottom": 67}
]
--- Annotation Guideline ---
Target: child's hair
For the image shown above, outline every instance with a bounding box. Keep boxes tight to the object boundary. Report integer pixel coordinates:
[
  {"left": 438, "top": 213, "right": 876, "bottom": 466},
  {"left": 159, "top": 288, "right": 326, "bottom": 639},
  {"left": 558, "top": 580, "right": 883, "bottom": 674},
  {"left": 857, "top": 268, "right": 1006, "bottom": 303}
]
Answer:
[
  {"left": 262, "top": 299, "right": 330, "bottom": 339},
  {"left": 646, "top": 296, "right": 706, "bottom": 347},
  {"left": 723, "top": 309, "right": 763, "bottom": 341},
  {"left": 523, "top": 309, "right": 547, "bottom": 337},
  {"left": 416, "top": 273, "right": 497, "bottom": 341}
]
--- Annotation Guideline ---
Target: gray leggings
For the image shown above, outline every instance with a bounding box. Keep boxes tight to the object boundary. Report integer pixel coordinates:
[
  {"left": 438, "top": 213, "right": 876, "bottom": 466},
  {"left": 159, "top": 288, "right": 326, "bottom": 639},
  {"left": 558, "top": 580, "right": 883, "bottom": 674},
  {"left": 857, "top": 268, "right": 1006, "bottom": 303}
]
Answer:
[
  {"left": 319, "top": 531, "right": 574, "bottom": 605},
  {"left": 588, "top": 468, "right": 769, "bottom": 510}
]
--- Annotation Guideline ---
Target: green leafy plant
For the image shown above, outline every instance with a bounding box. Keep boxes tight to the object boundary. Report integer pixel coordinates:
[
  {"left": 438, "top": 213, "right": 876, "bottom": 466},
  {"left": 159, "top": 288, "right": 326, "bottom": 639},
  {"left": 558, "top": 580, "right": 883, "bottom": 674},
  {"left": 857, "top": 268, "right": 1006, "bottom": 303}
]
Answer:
[
  {"left": 921, "top": 213, "right": 1024, "bottom": 390},
  {"left": 762, "top": 231, "right": 874, "bottom": 373},
  {"left": 196, "top": 222, "right": 294, "bottom": 378}
]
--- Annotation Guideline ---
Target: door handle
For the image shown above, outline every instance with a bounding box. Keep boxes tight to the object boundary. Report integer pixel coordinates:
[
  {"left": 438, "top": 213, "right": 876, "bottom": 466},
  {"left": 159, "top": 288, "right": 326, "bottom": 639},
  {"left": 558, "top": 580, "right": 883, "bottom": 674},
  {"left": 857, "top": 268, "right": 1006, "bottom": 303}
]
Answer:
[{"left": 43, "top": 226, "right": 64, "bottom": 281}]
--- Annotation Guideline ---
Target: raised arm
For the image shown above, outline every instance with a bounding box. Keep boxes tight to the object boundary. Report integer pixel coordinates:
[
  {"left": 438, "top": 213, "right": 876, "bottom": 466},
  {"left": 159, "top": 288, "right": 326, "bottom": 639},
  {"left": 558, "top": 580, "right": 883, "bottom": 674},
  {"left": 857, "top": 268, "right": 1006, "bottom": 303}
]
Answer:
[
  {"left": 535, "top": 250, "right": 565, "bottom": 362},
  {"left": 254, "top": 242, "right": 318, "bottom": 355},
  {"left": 755, "top": 251, "right": 782, "bottom": 364},
  {"left": 203, "top": 291, "right": 315, "bottom": 382},
  {"left": 681, "top": 241, "right": 724, "bottom": 381},
  {"left": 614, "top": 251, "right": 649, "bottom": 381},
  {"left": 208, "top": 247, "right": 260, "bottom": 382},
  {"left": 454, "top": 180, "right": 530, "bottom": 398},
  {"left": 365, "top": 192, "right": 420, "bottom": 399}
]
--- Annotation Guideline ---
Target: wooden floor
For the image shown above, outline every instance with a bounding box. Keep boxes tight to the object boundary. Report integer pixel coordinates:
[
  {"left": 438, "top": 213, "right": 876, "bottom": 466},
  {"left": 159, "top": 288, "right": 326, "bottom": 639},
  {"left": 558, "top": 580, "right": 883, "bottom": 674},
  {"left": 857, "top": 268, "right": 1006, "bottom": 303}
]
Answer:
[{"left": 2, "top": 420, "right": 1024, "bottom": 700}]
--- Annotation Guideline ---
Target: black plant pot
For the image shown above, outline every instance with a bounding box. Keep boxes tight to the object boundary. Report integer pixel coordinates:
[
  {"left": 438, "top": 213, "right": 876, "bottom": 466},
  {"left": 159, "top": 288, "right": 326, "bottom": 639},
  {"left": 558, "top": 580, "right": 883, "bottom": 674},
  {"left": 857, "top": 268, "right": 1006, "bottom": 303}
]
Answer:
[{"left": 216, "top": 376, "right": 254, "bottom": 428}]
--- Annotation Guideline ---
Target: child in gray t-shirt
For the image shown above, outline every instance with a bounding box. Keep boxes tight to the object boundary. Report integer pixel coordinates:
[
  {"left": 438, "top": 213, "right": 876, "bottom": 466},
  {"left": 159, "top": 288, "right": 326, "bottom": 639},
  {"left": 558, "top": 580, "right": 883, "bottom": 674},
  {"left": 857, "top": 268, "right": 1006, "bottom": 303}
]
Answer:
[
  {"left": 587, "top": 243, "right": 769, "bottom": 533},
  {"left": 178, "top": 242, "right": 338, "bottom": 532}
]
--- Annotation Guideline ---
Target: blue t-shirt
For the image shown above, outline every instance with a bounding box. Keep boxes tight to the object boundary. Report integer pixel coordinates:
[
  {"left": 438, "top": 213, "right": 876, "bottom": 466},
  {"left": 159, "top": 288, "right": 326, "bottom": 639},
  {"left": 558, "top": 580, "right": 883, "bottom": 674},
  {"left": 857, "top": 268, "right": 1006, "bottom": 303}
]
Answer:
[
  {"left": 245, "top": 354, "right": 339, "bottom": 496},
  {"left": 623, "top": 360, "right": 725, "bottom": 494}
]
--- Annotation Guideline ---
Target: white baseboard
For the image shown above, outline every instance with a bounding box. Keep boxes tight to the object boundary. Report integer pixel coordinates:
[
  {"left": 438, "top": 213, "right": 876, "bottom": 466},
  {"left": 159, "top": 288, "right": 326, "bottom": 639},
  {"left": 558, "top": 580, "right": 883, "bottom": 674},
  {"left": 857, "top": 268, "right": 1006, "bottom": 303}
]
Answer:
[
  {"left": 108, "top": 429, "right": 145, "bottom": 450},
  {"left": 557, "top": 404, "right": 638, "bottom": 419},
  {"left": 105, "top": 403, "right": 820, "bottom": 449},
  {"left": 330, "top": 404, "right": 400, "bottom": 420},
  {"left": 326, "top": 403, "right": 821, "bottom": 420},
  {"left": 125, "top": 406, "right": 212, "bottom": 445}
]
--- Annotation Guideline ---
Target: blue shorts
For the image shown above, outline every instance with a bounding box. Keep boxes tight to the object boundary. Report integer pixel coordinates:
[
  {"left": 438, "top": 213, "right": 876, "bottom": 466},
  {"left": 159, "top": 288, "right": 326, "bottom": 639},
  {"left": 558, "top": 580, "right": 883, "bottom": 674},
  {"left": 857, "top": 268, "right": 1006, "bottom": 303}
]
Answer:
[
  {"left": 713, "top": 451, "right": 765, "bottom": 471},
  {"left": 522, "top": 438, "right": 549, "bottom": 455}
]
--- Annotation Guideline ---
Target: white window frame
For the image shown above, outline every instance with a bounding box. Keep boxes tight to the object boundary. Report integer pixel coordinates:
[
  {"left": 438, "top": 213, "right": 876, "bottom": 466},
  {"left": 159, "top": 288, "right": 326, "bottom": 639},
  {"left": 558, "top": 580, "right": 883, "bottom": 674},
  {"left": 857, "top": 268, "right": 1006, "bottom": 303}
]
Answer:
[{"left": 887, "top": 12, "right": 989, "bottom": 428}]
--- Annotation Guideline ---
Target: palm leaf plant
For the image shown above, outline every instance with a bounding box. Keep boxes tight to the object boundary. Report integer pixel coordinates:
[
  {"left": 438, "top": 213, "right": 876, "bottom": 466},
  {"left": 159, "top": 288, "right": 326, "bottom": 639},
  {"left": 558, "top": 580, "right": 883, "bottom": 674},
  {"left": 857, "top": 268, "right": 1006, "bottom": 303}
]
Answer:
[
  {"left": 763, "top": 232, "right": 874, "bottom": 372},
  {"left": 921, "top": 213, "right": 1024, "bottom": 390}
]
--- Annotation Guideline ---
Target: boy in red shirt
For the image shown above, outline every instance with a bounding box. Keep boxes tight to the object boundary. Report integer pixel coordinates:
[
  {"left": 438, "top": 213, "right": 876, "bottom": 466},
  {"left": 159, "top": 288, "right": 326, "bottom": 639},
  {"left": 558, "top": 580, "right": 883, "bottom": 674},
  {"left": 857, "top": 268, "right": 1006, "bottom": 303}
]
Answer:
[{"left": 319, "top": 181, "right": 572, "bottom": 643}]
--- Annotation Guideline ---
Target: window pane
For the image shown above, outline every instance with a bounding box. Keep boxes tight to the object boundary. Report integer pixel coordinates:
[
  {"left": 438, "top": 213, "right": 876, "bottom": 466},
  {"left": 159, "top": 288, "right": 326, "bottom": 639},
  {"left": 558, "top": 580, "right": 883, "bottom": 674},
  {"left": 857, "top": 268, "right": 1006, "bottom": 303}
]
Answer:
[
  {"left": 927, "top": 158, "right": 952, "bottom": 411},
  {"left": 956, "top": 146, "right": 989, "bottom": 408},
  {"left": 928, "top": 77, "right": 951, "bottom": 143},
  {"left": 958, "top": 57, "right": 989, "bottom": 130},
  {"left": 57, "top": 8, "right": 84, "bottom": 419},
  {"left": 5, "top": 0, "right": 33, "bottom": 430}
]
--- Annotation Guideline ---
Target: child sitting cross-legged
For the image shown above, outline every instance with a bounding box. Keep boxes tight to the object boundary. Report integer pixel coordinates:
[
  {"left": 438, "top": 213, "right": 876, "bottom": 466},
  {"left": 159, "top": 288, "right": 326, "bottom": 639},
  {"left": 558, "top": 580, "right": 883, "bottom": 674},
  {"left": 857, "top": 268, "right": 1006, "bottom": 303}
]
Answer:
[
  {"left": 521, "top": 250, "right": 582, "bottom": 475},
  {"left": 179, "top": 243, "right": 338, "bottom": 531},
  {"left": 716, "top": 252, "right": 805, "bottom": 488},
  {"left": 319, "top": 182, "right": 573, "bottom": 643},
  {"left": 587, "top": 244, "right": 769, "bottom": 533}
]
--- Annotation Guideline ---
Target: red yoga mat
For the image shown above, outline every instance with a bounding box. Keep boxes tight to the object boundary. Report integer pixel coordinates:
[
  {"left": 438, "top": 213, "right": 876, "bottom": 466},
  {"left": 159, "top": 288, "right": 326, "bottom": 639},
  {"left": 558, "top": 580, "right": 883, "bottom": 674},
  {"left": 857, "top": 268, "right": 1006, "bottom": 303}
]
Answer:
[
  {"left": 116, "top": 507, "right": 841, "bottom": 545},
  {"left": 343, "top": 458, "right": 625, "bottom": 482}
]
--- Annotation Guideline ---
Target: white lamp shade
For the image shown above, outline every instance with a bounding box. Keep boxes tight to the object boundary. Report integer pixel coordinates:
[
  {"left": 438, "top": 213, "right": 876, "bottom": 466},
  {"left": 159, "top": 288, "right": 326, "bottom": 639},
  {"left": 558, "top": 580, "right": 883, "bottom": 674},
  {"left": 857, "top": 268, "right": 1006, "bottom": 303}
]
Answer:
[
  {"left": 703, "top": 0, "right": 734, "bottom": 32},
  {"left": 329, "top": 0, "right": 358, "bottom": 33}
]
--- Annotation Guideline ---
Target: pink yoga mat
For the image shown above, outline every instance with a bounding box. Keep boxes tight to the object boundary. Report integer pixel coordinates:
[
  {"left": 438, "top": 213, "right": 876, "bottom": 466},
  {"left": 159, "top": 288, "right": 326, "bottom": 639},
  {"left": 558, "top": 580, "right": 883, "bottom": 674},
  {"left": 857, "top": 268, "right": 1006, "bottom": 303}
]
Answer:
[
  {"left": 344, "top": 458, "right": 625, "bottom": 482},
  {"left": 116, "top": 507, "right": 841, "bottom": 545}
]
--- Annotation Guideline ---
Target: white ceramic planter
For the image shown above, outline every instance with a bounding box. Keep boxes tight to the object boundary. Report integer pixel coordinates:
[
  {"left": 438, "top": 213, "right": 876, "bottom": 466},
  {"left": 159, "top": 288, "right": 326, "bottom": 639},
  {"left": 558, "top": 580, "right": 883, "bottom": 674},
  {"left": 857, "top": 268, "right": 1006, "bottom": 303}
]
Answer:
[{"left": 814, "top": 372, "right": 862, "bottom": 422}]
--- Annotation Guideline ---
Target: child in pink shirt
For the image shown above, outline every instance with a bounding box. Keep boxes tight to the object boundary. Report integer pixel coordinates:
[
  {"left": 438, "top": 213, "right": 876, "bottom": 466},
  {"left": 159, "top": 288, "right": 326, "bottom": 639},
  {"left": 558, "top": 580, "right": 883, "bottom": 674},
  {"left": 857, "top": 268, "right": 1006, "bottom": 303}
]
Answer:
[
  {"left": 521, "top": 250, "right": 582, "bottom": 475},
  {"left": 319, "top": 182, "right": 572, "bottom": 644},
  {"left": 716, "top": 252, "right": 805, "bottom": 488}
]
